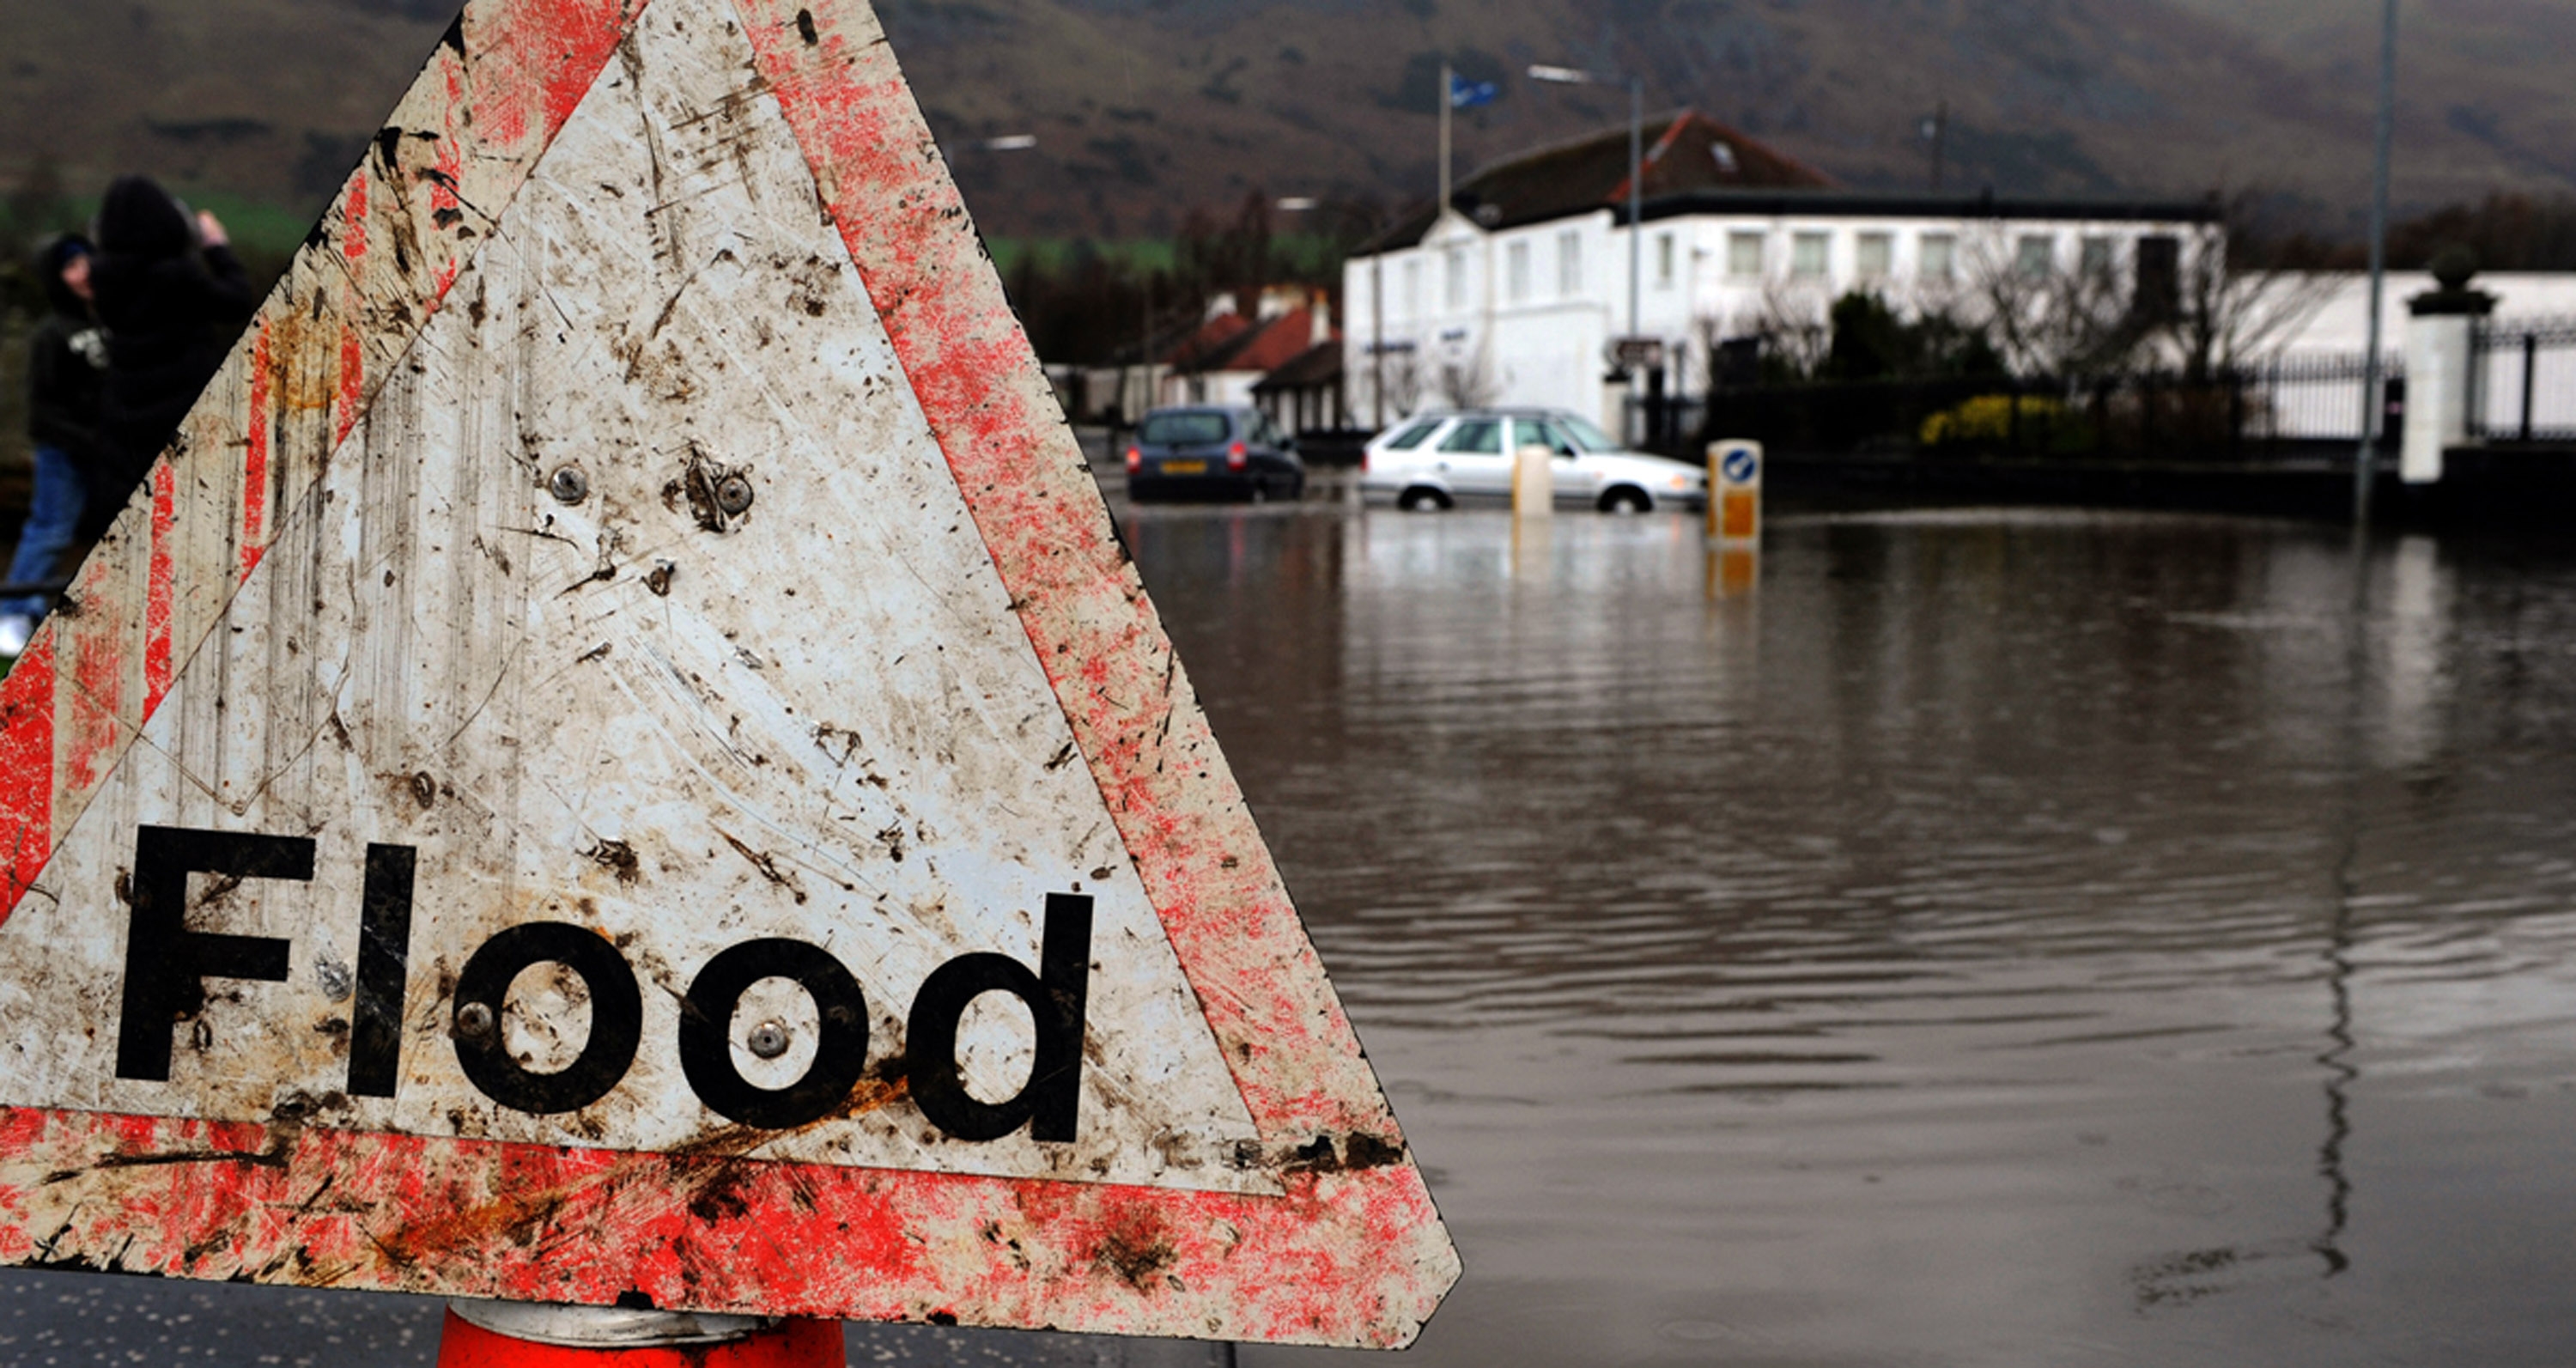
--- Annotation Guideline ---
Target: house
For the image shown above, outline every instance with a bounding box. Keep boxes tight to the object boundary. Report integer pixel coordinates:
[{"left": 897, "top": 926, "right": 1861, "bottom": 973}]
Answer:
[
  {"left": 1159, "top": 286, "right": 1338, "bottom": 411},
  {"left": 1341, "top": 111, "right": 2224, "bottom": 440},
  {"left": 1250, "top": 342, "right": 1346, "bottom": 435}
]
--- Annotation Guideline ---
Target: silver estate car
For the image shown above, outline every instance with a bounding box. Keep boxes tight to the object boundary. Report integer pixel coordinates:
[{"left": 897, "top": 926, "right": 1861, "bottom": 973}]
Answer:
[{"left": 1358, "top": 409, "right": 1708, "bottom": 514}]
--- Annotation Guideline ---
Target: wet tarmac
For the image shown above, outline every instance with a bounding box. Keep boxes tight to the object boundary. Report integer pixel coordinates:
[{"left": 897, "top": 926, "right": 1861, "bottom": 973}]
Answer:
[{"left": 10, "top": 496, "right": 2576, "bottom": 1365}]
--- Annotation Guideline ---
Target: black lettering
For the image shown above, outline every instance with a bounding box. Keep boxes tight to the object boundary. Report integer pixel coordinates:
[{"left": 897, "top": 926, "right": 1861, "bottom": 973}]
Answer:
[
  {"left": 348, "top": 843, "right": 416, "bottom": 1097},
  {"left": 452, "top": 921, "right": 641, "bottom": 1115},
  {"left": 906, "top": 893, "right": 1093, "bottom": 1143},
  {"left": 116, "top": 826, "right": 314, "bottom": 1083},
  {"left": 677, "top": 938, "right": 869, "bottom": 1129}
]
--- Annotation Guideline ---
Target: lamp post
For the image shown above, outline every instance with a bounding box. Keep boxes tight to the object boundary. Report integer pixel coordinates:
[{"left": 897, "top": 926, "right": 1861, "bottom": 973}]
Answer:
[
  {"left": 2354, "top": 0, "right": 2399, "bottom": 526},
  {"left": 1531, "top": 64, "right": 1647, "bottom": 437},
  {"left": 1280, "top": 195, "right": 1388, "bottom": 429},
  {"left": 1528, "top": 64, "right": 1645, "bottom": 350}
]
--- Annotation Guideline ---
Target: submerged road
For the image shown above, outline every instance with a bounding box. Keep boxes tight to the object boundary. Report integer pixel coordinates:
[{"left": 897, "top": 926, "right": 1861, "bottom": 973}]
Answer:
[{"left": 12, "top": 491, "right": 2576, "bottom": 1365}]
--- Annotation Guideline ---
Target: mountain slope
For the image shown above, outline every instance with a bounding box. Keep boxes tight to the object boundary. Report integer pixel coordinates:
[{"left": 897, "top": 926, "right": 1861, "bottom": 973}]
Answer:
[{"left": 1, "top": 0, "right": 2569, "bottom": 247}]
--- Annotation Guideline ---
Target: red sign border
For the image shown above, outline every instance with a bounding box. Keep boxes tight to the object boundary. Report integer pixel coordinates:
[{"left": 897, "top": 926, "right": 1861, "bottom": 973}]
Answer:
[{"left": 0, "top": 0, "right": 1455, "bottom": 1347}]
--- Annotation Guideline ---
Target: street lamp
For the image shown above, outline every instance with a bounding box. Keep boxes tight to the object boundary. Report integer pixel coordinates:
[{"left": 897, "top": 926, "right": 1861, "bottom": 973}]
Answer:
[
  {"left": 1528, "top": 63, "right": 1645, "bottom": 360},
  {"left": 1280, "top": 196, "right": 1388, "bottom": 428},
  {"left": 2355, "top": 0, "right": 2398, "bottom": 525},
  {"left": 977, "top": 134, "right": 1038, "bottom": 152}
]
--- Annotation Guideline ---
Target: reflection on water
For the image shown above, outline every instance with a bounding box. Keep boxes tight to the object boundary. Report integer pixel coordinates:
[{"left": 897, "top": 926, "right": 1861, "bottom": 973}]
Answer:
[{"left": 1126, "top": 503, "right": 2576, "bottom": 1367}]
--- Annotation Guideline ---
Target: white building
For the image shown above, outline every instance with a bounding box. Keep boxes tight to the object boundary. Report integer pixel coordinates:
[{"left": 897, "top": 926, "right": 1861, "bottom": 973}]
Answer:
[{"left": 1342, "top": 112, "right": 2223, "bottom": 439}]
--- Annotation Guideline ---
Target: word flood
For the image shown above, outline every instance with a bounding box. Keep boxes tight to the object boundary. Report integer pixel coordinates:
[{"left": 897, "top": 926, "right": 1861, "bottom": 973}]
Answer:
[{"left": 112, "top": 825, "right": 1096, "bottom": 1145}]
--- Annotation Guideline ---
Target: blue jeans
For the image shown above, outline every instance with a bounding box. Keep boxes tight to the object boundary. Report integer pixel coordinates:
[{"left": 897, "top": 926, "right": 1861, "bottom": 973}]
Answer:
[{"left": 3, "top": 443, "right": 87, "bottom": 622}]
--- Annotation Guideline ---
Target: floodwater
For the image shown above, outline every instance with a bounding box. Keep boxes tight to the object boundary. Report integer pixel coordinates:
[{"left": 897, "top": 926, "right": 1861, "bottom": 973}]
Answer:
[
  {"left": 1121, "top": 500, "right": 2576, "bottom": 1368},
  {"left": 6, "top": 496, "right": 2576, "bottom": 1367}
]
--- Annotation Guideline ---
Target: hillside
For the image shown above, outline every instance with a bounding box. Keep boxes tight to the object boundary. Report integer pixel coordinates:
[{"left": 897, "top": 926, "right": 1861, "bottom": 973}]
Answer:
[{"left": 2, "top": 0, "right": 2572, "bottom": 248}]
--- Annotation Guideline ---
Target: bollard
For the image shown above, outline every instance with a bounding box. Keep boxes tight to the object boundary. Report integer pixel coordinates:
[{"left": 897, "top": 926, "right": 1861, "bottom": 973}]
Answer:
[
  {"left": 436, "top": 1303, "right": 841, "bottom": 1368},
  {"left": 1512, "top": 444, "right": 1555, "bottom": 520},
  {"left": 1706, "top": 440, "right": 1762, "bottom": 544}
]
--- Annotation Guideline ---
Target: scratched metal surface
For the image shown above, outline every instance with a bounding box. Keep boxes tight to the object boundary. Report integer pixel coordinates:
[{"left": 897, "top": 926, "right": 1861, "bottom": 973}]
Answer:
[
  {"left": 0, "top": 0, "right": 1454, "bottom": 1347},
  {"left": 0, "top": 0, "right": 1263, "bottom": 1195}
]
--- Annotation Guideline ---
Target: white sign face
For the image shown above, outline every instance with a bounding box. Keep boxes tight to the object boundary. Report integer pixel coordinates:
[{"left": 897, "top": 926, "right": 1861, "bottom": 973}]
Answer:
[{"left": 0, "top": 0, "right": 1266, "bottom": 1195}]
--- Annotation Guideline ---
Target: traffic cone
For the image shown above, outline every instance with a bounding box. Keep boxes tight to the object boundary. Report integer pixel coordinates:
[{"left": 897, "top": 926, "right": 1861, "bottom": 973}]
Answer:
[{"left": 435, "top": 1306, "right": 843, "bottom": 1367}]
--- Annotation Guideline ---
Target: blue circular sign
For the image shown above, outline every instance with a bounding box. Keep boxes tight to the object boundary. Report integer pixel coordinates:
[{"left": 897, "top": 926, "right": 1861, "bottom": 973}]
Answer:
[{"left": 1722, "top": 448, "right": 1760, "bottom": 484}]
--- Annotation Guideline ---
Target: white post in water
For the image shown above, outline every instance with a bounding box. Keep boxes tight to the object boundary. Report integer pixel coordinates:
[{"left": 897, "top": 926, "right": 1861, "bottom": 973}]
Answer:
[
  {"left": 1514, "top": 444, "right": 1556, "bottom": 520},
  {"left": 2400, "top": 258, "right": 2496, "bottom": 485}
]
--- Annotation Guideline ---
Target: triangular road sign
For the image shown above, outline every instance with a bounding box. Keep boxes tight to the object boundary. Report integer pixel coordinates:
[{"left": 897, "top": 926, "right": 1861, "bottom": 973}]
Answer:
[{"left": 0, "top": 0, "right": 1455, "bottom": 1347}]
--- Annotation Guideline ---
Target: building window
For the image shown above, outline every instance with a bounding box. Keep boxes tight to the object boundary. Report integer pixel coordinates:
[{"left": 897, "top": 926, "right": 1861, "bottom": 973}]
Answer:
[
  {"left": 1507, "top": 240, "right": 1532, "bottom": 302},
  {"left": 1728, "top": 231, "right": 1765, "bottom": 278},
  {"left": 2079, "top": 236, "right": 2116, "bottom": 277},
  {"left": 1856, "top": 232, "right": 1894, "bottom": 279},
  {"left": 1656, "top": 232, "right": 1677, "bottom": 288},
  {"left": 1558, "top": 231, "right": 1583, "bottom": 295},
  {"left": 1404, "top": 259, "right": 1423, "bottom": 314},
  {"left": 2015, "top": 234, "right": 2057, "bottom": 277},
  {"left": 1919, "top": 233, "right": 1956, "bottom": 282},
  {"left": 1445, "top": 246, "right": 1468, "bottom": 308},
  {"left": 2135, "top": 235, "right": 2183, "bottom": 322},
  {"left": 1791, "top": 231, "right": 1830, "bottom": 279}
]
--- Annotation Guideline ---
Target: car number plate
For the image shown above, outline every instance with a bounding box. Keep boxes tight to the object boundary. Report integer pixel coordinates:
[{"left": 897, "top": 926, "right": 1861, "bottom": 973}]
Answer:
[{"left": 1162, "top": 459, "right": 1207, "bottom": 475}]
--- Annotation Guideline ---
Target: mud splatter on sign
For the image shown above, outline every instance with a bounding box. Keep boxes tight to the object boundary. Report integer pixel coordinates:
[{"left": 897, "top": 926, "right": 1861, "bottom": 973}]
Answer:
[{"left": 0, "top": 0, "right": 1455, "bottom": 1349}]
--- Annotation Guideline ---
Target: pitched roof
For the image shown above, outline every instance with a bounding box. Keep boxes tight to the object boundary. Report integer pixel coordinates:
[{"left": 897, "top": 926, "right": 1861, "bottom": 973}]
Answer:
[
  {"left": 1251, "top": 342, "right": 1344, "bottom": 394},
  {"left": 1370, "top": 110, "right": 1833, "bottom": 250},
  {"left": 1170, "top": 308, "right": 1331, "bottom": 375},
  {"left": 1163, "top": 311, "right": 1254, "bottom": 370}
]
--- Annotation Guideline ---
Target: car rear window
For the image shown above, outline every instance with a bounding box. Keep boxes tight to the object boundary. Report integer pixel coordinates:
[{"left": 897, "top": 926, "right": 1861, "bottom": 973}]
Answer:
[
  {"left": 1438, "top": 420, "right": 1504, "bottom": 455},
  {"left": 1382, "top": 419, "right": 1443, "bottom": 451},
  {"left": 1140, "top": 412, "right": 1231, "bottom": 446}
]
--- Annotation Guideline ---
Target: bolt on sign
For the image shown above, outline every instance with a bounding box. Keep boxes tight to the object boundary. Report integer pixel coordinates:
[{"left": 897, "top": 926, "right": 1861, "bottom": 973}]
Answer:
[{"left": 0, "top": 0, "right": 1456, "bottom": 1347}]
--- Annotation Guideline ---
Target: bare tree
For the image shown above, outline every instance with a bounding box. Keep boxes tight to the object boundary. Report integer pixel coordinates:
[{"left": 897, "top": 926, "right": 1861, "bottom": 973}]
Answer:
[
  {"left": 1434, "top": 341, "right": 1498, "bottom": 410},
  {"left": 1747, "top": 280, "right": 1834, "bottom": 378},
  {"left": 1957, "top": 222, "right": 2146, "bottom": 379},
  {"left": 2166, "top": 192, "right": 2342, "bottom": 380},
  {"left": 1366, "top": 344, "right": 1427, "bottom": 420}
]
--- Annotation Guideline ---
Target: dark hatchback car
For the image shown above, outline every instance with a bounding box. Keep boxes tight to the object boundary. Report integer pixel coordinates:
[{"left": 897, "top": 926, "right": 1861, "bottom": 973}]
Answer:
[{"left": 1124, "top": 406, "right": 1306, "bottom": 503}]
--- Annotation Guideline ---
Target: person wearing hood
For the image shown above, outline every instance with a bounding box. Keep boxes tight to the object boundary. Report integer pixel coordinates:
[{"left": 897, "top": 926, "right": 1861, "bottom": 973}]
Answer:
[
  {"left": 0, "top": 234, "right": 110, "bottom": 655},
  {"left": 87, "top": 174, "right": 258, "bottom": 527}
]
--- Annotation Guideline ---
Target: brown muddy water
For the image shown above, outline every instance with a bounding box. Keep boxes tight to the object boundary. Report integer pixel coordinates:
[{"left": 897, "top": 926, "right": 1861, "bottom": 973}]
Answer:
[
  {"left": 4, "top": 499, "right": 2574, "bottom": 1367},
  {"left": 1124, "top": 502, "right": 2576, "bottom": 1368}
]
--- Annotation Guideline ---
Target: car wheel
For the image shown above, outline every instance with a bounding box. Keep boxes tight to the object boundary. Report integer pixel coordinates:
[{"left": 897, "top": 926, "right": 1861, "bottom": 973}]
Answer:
[
  {"left": 1399, "top": 486, "right": 1451, "bottom": 513},
  {"left": 1599, "top": 487, "right": 1652, "bottom": 515},
  {"left": 1249, "top": 482, "right": 1270, "bottom": 505}
]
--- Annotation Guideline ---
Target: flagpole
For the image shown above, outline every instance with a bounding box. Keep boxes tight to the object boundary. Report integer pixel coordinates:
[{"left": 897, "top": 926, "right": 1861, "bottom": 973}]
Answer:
[{"left": 1438, "top": 61, "right": 1453, "bottom": 219}]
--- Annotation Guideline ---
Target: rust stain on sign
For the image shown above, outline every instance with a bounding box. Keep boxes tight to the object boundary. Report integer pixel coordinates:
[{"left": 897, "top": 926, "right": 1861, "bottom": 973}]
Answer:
[{"left": 0, "top": 0, "right": 1456, "bottom": 1349}]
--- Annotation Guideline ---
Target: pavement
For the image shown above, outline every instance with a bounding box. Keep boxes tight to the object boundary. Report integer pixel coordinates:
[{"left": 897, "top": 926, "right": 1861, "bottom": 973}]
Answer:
[{"left": 0, "top": 1268, "right": 1232, "bottom": 1366}]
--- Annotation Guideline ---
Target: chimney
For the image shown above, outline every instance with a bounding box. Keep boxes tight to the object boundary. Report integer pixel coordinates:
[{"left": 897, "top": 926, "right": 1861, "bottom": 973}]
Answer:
[
  {"left": 1205, "top": 291, "right": 1239, "bottom": 322},
  {"left": 1311, "top": 295, "right": 1333, "bottom": 349}
]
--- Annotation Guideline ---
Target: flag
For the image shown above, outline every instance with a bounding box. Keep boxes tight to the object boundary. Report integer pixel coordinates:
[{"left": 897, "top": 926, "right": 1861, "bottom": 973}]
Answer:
[{"left": 1449, "top": 72, "right": 1500, "bottom": 110}]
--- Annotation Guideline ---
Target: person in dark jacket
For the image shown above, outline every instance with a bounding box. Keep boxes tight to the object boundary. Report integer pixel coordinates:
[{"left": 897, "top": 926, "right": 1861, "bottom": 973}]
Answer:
[
  {"left": 0, "top": 234, "right": 109, "bottom": 654},
  {"left": 87, "top": 175, "right": 258, "bottom": 526}
]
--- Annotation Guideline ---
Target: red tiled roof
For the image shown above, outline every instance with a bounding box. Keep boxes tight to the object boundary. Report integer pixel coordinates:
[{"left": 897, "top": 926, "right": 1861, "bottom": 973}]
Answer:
[
  {"left": 1171, "top": 308, "right": 1331, "bottom": 375},
  {"left": 1163, "top": 312, "right": 1254, "bottom": 369}
]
